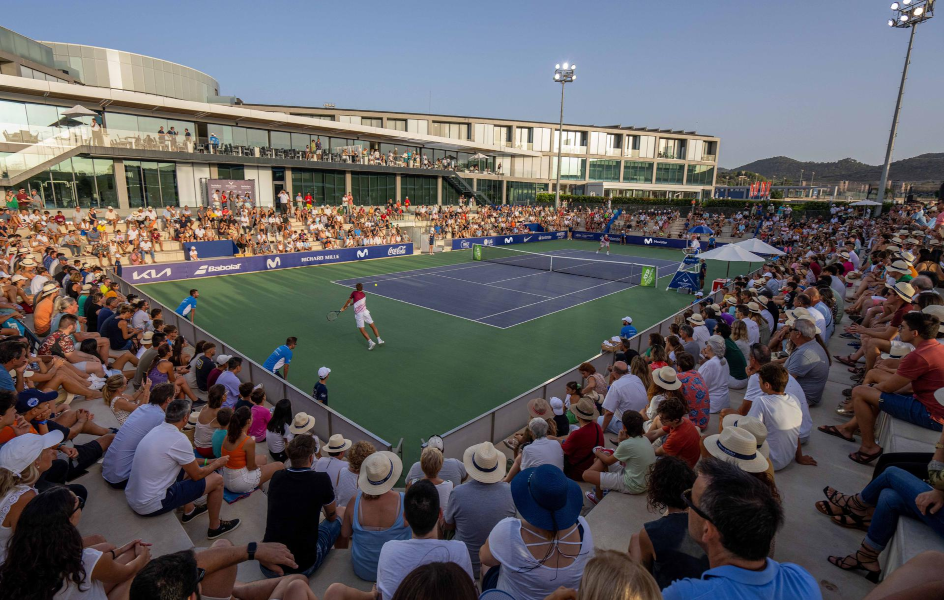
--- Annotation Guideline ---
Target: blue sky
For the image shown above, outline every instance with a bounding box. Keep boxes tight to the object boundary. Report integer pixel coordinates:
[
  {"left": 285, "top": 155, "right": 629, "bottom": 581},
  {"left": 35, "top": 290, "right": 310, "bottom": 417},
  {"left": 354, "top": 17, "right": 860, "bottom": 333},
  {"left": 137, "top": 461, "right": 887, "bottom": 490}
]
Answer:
[{"left": 5, "top": 0, "right": 943, "bottom": 167}]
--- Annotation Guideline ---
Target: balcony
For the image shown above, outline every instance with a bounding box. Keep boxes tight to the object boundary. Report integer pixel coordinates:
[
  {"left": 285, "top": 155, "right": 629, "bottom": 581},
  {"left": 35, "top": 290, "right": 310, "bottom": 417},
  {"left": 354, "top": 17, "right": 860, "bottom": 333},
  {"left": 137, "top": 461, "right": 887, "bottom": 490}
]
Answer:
[
  {"left": 514, "top": 141, "right": 533, "bottom": 151},
  {"left": 701, "top": 153, "right": 717, "bottom": 163}
]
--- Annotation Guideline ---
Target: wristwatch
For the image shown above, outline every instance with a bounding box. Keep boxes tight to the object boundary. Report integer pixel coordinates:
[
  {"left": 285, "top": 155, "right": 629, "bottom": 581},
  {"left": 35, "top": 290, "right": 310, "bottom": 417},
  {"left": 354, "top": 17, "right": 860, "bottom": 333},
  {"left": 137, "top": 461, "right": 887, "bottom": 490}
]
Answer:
[
  {"left": 247, "top": 542, "right": 257, "bottom": 561},
  {"left": 935, "top": 443, "right": 944, "bottom": 450}
]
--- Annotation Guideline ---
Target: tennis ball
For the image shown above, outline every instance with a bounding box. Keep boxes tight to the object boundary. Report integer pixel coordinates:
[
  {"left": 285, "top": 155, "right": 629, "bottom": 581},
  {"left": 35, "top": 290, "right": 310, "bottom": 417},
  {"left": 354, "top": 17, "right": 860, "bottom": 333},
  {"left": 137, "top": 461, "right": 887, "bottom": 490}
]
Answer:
[{"left": 374, "top": 283, "right": 378, "bottom": 286}]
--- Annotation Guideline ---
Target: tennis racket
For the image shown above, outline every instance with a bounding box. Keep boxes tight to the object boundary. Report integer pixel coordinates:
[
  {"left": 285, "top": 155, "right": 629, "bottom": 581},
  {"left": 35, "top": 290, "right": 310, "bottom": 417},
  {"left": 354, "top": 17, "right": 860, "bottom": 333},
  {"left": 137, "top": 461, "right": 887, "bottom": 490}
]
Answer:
[{"left": 326, "top": 310, "right": 342, "bottom": 322}]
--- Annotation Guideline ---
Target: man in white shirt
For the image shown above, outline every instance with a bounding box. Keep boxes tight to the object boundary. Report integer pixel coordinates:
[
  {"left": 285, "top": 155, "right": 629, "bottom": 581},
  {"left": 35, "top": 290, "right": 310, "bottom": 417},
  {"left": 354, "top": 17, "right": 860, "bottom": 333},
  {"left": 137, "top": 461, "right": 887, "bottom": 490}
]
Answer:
[
  {"left": 125, "top": 399, "right": 240, "bottom": 538},
  {"left": 736, "top": 306, "right": 760, "bottom": 345},
  {"left": 688, "top": 314, "right": 711, "bottom": 349},
  {"left": 519, "top": 418, "right": 564, "bottom": 471},
  {"left": 599, "top": 361, "right": 648, "bottom": 433},
  {"left": 735, "top": 345, "right": 812, "bottom": 447},
  {"left": 376, "top": 480, "right": 473, "bottom": 600},
  {"left": 746, "top": 364, "right": 803, "bottom": 471}
]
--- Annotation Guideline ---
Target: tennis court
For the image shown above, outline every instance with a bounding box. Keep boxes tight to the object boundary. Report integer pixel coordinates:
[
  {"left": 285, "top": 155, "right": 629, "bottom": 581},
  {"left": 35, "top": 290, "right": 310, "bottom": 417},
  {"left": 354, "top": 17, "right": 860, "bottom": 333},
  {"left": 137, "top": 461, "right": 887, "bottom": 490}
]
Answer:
[{"left": 333, "top": 247, "right": 682, "bottom": 328}]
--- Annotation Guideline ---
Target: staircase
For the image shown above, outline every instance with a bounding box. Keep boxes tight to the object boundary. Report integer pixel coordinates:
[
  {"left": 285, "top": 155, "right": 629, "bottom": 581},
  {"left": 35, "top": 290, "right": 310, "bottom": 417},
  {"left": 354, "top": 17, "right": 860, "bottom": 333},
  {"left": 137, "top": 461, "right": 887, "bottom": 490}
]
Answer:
[
  {"left": 0, "top": 136, "right": 84, "bottom": 187},
  {"left": 444, "top": 173, "right": 491, "bottom": 204}
]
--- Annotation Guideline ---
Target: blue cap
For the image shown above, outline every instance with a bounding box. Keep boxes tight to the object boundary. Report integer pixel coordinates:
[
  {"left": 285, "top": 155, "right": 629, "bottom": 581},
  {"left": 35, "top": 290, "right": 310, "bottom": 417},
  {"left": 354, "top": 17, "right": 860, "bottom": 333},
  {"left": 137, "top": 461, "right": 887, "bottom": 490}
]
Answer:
[{"left": 15, "top": 389, "right": 59, "bottom": 413}]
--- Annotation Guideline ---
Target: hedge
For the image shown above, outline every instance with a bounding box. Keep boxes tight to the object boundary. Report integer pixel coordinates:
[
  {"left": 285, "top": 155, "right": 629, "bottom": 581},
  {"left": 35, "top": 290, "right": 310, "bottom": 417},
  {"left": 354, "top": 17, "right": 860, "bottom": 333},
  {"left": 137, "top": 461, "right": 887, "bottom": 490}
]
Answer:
[{"left": 535, "top": 193, "right": 894, "bottom": 212}]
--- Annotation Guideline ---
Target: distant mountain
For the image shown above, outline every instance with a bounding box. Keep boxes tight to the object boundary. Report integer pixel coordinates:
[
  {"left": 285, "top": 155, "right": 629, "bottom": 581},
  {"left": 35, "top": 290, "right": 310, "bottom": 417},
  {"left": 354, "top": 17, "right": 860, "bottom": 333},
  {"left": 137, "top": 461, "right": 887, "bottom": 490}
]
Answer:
[{"left": 725, "top": 153, "right": 944, "bottom": 184}]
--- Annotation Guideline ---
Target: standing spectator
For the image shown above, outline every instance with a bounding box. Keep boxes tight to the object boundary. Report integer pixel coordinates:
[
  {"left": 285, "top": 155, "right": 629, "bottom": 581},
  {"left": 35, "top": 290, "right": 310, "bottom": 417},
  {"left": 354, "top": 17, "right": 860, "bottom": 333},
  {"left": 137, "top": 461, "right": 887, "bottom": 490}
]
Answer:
[
  {"left": 443, "top": 442, "right": 515, "bottom": 579},
  {"left": 599, "top": 360, "right": 647, "bottom": 434},
  {"left": 630, "top": 456, "right": 708, "bottom": 590},
  {"left": 262, "top": 434, "right": 340, "bottom": 578},
  {"left": 125, "top": 399, "right": 240, "bottom": 538},
  {"left": 479, "top": 464, "right": 594, "bottom": 600},
  {"left": 662, "top": 459, "right": 818, "bottom": 599},
  {"left": 582, "top": 411, "right": 656, "bottom": 505}
]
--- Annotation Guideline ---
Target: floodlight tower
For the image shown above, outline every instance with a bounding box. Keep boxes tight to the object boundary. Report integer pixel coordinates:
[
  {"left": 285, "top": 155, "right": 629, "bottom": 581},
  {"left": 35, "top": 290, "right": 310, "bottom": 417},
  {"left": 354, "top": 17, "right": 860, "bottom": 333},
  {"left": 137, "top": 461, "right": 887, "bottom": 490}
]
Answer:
[
  {"left": 553, "top": 63, "right": 576, "bottom": 209},
  {"left": 878, "top": 0, "right": 935, "bottom": 207}
]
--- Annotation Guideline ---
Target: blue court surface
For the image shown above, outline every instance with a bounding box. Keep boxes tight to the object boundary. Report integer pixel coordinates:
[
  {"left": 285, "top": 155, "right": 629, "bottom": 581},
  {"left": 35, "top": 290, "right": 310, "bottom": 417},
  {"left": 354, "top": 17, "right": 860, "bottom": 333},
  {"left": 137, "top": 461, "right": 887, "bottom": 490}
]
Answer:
[{"left": 333, "top": 248, "right": 681, "bottom": 328}]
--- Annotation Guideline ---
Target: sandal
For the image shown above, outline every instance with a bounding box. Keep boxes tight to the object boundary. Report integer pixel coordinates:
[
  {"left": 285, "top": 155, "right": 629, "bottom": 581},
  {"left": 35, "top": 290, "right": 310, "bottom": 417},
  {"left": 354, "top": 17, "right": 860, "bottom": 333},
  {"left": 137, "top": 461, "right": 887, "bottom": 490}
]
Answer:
[
  {"left": 827, "top": 548, "right": 882, "bottom": 583},
  {"left": 831, "top": 512, "right": 873, "bottom": 532},
  {"left": 849, "top": 448, "right": 884, "bottom": 465},
  {"left": 842, "top": 388, "right": 853, "bottom": 397},
  {"left": 815, "top": 500, "right": 846, "bottom": 517},
  {"left": 848, "top": 366, "right": 865, "bottom": 374},
  {"left": 835, "top": 355, "right": 859, "bottom": 367},
  {"left": 818, "top": 425, "right": 856, "bottom": 443}
]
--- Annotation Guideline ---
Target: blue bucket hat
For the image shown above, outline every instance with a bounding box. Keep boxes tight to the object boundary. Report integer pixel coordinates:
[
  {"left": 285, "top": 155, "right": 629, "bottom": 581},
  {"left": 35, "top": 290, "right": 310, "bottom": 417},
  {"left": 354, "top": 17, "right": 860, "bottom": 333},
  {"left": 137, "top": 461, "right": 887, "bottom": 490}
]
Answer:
[{"left": 510, "top": 465, "right": 583, "bottom": 532}]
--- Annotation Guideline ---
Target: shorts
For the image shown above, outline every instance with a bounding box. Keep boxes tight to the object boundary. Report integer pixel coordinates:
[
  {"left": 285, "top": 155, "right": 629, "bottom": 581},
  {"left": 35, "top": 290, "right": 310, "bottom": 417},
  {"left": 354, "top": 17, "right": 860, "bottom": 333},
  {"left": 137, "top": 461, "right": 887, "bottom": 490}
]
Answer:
[
  {"left": 889, "top": 340, "right": 915, "bottom": 355},
  {"left": 879, "top": 393, "right": 944, "bottom": 432},
  {"left": 355, "top": 309, "right": 373, "bottom": 329},
  {"left": 142, "top": 469, "right": 207, "bottom": 516},
  {"left": 223, "top": 466, "right": 261, "bottom": 494},
  {"left": 599, "top": 466, "right": 630, "bottom": 494},
  {"left": 600, "top": 240, "right": 610, "bottom": 247},
  {"left": 73, "top": 361, "right": 89, "bottom": 372}
]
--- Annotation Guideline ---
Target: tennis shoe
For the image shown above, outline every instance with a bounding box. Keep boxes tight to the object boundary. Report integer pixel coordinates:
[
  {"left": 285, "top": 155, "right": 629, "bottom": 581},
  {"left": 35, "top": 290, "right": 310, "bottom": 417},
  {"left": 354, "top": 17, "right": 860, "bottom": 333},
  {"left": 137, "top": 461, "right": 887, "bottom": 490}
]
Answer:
[
  {"left": 377, "top": 338, "right": 385, "bottom": 345},
  {"left": 368, "top": 340, "right": 376, "bottom": 351}
]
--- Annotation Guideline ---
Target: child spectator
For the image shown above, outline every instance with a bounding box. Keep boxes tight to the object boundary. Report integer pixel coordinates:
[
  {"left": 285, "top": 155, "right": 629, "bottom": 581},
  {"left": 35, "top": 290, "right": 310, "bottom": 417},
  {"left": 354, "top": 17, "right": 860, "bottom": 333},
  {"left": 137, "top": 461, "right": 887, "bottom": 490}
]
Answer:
[
  {"left": 646, "top": 396, "right": 701, "bottom": 469},
  {"left": 248, "top": 387, "right": 271, "bottom": 442}
]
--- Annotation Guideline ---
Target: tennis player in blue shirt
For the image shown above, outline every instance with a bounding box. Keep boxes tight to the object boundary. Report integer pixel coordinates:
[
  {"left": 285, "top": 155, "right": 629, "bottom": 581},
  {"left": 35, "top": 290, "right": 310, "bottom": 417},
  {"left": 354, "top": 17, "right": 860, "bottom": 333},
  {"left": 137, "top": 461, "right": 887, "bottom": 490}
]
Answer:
[
  {"left": 263, "top": 337, "right": 297, "bottom": 379},
  {"left": 175, "top": 289, "right": 199, "bottom": 323}
]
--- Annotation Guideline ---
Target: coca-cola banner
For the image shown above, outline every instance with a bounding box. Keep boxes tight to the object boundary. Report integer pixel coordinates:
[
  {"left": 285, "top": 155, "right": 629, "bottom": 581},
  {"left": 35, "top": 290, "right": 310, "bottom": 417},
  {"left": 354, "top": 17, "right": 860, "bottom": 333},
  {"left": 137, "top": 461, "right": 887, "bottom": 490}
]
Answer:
[{"left": 123, "top": 243, "right": 414, "bottom": 283}]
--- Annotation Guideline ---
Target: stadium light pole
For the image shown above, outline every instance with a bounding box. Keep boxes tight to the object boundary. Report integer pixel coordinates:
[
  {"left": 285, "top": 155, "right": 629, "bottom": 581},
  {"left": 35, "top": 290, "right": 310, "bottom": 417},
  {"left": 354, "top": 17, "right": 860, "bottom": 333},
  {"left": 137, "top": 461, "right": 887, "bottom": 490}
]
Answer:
[
  {"left": 878, "top": 0, "right": 935, "bottom": 210},
  {"left": 553, "top": 63, "right": 576, "bottom": 209}
]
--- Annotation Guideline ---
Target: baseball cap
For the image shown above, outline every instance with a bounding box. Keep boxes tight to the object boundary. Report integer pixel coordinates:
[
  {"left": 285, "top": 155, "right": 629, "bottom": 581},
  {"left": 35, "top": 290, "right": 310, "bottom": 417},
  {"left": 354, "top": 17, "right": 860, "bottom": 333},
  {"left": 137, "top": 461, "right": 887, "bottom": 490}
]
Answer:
[
  {"left": 318, "top": 366, "right": 331, "bottom": 379},
  {"left": 0, "top": 431, "right": 64, "bottom": 475},
  {"left": 422, "top": 434, "right": 444, "bottom": 451},
  {"left": 622, "top": 316, "right": 633, "bottom": 324},
  {"left": 16, "top": 389, "right": 59, "bottom": 413},
  {"left": 550, "top": 397, "right": 565, "bottom": 416},
  {"left": 215, "top": 354, "right": 233, "bottom": 365}
]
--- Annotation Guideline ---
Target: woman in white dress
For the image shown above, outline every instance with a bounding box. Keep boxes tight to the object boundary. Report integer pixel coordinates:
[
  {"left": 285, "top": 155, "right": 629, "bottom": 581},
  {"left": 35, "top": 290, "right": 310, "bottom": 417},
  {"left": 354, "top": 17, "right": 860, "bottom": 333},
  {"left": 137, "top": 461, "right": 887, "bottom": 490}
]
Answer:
[{"left": 698, "top": 335, "right": 730, "bottom": 414}]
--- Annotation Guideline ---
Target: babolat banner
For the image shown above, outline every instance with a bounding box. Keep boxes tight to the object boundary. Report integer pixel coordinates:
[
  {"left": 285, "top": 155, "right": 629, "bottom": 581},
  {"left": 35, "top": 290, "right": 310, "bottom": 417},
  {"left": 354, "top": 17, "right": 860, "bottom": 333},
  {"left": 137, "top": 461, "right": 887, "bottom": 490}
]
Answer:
[
  {"left": 123, "top": 243, "right": 414, "bottom": 283},
  {"left": 452, "top": 231, "right": 567, "bottom": 251},
  {"left": 571, "top": 231, "right": 610, "bottom": 241}
]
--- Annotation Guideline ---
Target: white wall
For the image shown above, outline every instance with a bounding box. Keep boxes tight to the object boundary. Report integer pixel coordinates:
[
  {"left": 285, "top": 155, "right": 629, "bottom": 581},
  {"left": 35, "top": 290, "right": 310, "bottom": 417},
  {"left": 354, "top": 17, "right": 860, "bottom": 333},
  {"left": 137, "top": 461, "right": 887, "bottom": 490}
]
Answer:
[{"left": 244, "top": 166, "right": 274, "bottom": 207}]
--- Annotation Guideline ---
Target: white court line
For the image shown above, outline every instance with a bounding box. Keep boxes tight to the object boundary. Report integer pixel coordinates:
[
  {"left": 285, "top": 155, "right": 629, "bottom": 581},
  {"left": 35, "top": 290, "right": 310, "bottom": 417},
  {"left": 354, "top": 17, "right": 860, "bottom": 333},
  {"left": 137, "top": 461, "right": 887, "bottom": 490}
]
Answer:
[
  {"left": 477, "top": 272, "right": 643, "bottom": 320},
  {"left": 427, "top": 272, "right": 554, "bottom": 298},
  {"left": 332, "top": 261, "right": 493, "bottom": 285},
  {"left": 327, "top": 279, "right": 505, "bottom": 329}
]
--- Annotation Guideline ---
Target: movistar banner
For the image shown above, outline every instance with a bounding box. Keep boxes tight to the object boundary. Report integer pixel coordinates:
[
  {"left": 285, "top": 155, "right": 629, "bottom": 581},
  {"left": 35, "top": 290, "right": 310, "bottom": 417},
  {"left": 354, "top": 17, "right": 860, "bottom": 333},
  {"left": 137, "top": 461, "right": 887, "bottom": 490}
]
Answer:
[
  {"left": 452, "top": 231, "right": 567, "bottom": 251},
  {"left": 123, "top": 243, "right": 414, "bottom": 283},
  {"left": 570, "top": 231, "right": 724, "bottom": 251}
]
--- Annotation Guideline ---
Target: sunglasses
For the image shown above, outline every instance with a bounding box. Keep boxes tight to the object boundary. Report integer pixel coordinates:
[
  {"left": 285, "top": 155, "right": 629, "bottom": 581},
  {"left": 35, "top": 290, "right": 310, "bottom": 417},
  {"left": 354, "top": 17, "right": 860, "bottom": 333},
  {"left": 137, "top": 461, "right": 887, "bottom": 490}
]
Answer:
[
  {"left": 681, "top": 488, "right": 712, "bottom": 523},
  {"left": 71, "top": 495, "right": 86, "bottom": 515}
]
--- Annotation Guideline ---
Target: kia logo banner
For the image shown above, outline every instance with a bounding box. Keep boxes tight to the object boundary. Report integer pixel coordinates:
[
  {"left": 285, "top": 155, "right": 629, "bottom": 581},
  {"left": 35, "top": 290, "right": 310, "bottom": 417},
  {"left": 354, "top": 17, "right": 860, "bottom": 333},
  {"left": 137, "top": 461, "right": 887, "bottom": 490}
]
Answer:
[
  {"left": 121, "top": 243, "right": 413, "bottom": 283},
  {"left": 450, "top": 231, "right": 568, "bottom": 251}
]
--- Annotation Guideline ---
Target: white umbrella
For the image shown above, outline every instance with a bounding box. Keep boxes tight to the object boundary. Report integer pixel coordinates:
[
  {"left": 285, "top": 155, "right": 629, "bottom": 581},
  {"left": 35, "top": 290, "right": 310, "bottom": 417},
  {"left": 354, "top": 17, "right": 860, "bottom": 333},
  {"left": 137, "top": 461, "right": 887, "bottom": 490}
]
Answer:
[
  {"left": 734, "top": 238, "right": 785, "bottom": 256},
  {"left": 697, "top": 244, "right": 768, "bottom": 278},
  {"left": 61, "top": 104, "right": 98, "bottom": 118},
  {"left": 850, "top": 200, "right": 882, "bottom": 206}
]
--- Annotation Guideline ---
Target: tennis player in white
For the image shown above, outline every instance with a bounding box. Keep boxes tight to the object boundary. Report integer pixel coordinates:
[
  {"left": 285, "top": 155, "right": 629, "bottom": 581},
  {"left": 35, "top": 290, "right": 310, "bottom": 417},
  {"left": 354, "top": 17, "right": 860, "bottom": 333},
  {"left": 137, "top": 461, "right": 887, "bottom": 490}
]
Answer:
[
  {"left": 596, "top": 234, "right": 610, "bottom": 256},
  {"left": 340, "top": 282, "right": 384, "bottom": 350}
]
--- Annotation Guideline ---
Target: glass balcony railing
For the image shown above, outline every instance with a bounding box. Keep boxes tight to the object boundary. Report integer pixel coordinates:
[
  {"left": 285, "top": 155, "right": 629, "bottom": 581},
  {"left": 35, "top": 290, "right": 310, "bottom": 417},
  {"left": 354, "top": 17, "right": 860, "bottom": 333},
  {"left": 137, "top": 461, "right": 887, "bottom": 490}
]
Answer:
[
  {"left": 701, "top": 153, "right": 717, "bottom": 163},
  {"left": 514, "top": 141, "right": 533, "bottom": 151}
]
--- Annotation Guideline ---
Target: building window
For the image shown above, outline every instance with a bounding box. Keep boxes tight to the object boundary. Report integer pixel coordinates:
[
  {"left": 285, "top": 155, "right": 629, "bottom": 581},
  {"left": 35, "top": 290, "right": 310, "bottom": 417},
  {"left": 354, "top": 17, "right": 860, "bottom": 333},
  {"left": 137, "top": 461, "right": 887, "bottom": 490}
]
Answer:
[
  {"left": 291, "top": 169, "right": 345, "bottom": 204},
  {"left": 506, "top": 181, "right": 548, "bottom": 205},
  {"left": 657, "top": 138, "right": 685, "bottom": 160},
  {"left": 493, "top": 126, "right": 511, "bottom": 146},
  {"left": 686, "top": 165, "right": 714, "bottom": 186},
  {"left": 556, "top": 130, "right": 587, "bottom": 153},
  {"left": 605, "top": 134, "right": 622, "bottom": 156},
  {"left": 623, "top": 161, "right": 653, "bottom": 184},
  {"left": 387, "top": 119, "right": 407, "bottom": 131},
  {"left": 475, "top": 179, "right": 503, "bottom": 204},
  {"left": 23, "top": 156, "right": 119, "bottom": 209},
  {"left": 554, "top": 157, "right": 586, "bottom": 180},
  {"left": 401, "top": 175, "right": 438, "bottom": 205},
  {"left": 125, "top": 160, "right": 179, "bottom": 207},
  {"left": 515, "top": 127, "right": 533, "bottom": 150},
  {"left": 217, "top": 165, "right": 245, "bottom": 180},
  {"left": 361, "top": 118, "right": 382, "bottom": 128},
  {"left": 655, "top": 163, "right": 685, "bottom": 185},
  {"left": 430, "top": 121, "right": 470, "bottom": 140},
  {"left": 588, "top": 159, "right": 620, "bottom": 182},
  {"left": 351, "top": 173, "right": 395, "bottom": 206}
]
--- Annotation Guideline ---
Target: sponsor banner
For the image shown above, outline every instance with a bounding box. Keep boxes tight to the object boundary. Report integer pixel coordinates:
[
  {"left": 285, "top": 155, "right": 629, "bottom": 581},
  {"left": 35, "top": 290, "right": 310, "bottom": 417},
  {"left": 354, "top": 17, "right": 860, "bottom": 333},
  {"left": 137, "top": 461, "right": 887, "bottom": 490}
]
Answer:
[
  {"left": 571, "top": 231, "right": 609, "bottom": 242},
  {"left": 451, "top": 230, "right": 567, "bottom": 250},
  {"left": 207, "top": 179, "right": 256, "bottom": 207},
  {"left": 182, "top": 240, "right": 238, "bottom": 260},
  {"left": 124, "top": 243, "right": 414, "bottom": 283},
  {"left": 640, "top": 266, "right": 657, "bottom": 287},
  {"left": 668, "top": 271, "right": 702, "bottom": 292},
  {"left": 624, "top": 234, "right": 693, "bottom": 249}
]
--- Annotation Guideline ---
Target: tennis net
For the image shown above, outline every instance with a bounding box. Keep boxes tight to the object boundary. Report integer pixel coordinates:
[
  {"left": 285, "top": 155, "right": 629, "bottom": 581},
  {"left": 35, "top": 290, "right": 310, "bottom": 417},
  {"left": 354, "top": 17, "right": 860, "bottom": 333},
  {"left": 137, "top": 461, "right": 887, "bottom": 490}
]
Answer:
[{"left": 473, "top": 244, "right": 659, "bottom": 286}]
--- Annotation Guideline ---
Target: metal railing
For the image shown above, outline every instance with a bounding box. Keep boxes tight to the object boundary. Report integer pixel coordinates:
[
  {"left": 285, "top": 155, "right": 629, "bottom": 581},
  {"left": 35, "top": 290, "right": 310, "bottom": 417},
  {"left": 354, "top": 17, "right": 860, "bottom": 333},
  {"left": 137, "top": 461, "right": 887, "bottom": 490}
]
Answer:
[
  {"left": 436, "top": 284, "right": 733, "bottom": 460},
  {"left": 112, "top": 272, "right": 401, "bottom": 458}
]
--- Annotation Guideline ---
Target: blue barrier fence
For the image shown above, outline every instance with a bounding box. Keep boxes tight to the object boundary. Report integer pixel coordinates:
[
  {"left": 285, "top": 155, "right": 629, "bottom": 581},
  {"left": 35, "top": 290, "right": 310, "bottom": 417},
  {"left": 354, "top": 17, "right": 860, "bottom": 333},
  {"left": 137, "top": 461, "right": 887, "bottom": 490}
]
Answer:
[
  {"left": 124, "top": 243, "right": 414, "bottom": 283},
  {"left": 451, "top": 231, "right": 567, "bottom": 250},
  {"left": 183, "top": 240, "right": 238, "bottom": 260}
]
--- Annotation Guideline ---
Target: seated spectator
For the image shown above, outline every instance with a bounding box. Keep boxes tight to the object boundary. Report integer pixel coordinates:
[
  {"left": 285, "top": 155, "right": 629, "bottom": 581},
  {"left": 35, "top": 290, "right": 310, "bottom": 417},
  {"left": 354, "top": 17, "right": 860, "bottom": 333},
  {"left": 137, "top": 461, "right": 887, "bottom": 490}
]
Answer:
[
  {"left": 582, "top": 411, "right": 656, "bottom": 505},
  {"left": 599, "top": 360, "right": 647, "bottom": 434},
  {"left": 630, "top": 456, "right": 708, "bottom": 589},
  {"left": 130, "top": 542, "right": 314, "bottom": 600},
  {"left": 265, "top": 398, "right": 294, "bottom": 461},
  {"left": 824, "top": 311, "right": 944, "bottom": 464},
  {"left": 442, "top": 442, "right": 516, "bottom": 579},
  {"left": 103, "top": 373, "right": 150, "bottom": 427},
  {"left": 675, "top": 351, "right": 711, "bottom": 430},
  {"left": 247, "top": 386, "right": 271, "bottom": 442},
  {"left": 559, "top": 397, "right": 604, "bottom": 481},
  {"left": 0, "top": 430, "right": 65, "bottom": 564},
  {"left": 680, "top": 324, "right": 701, "bottom": 357},
  {"left": 645, "top": 396, "right": 701, "bottom": 469},
  {"left": 698, "top": 335, "right": 730, "bottom": 413},
  {"left": 551, "top": 549, "right": 662, "bottom": 600},
  {"left": 191, "top": 341, "right": 217, "bottom": 392},
  {"left": 330, "top": 480, "right": 473, "bottom": 600},
  {"left": 333, "top": 441, "right": 374, "bottom": 509},
  {"left": 662, "top": 458, "right": 818, "bottom": 599},
  {"left": 125, "top": 398, "right": 240, "bottom": 538},
  {"left": 578, "top": 362, "right": 609, "bottom": 397},
  {"left": 0, "top": 486, "right": 150, "bottom": 598},
  {"left": 785, "top": 318, "right": 830, "bottom": 407},
  {"left": 643, "top": 366, "right": 686, "bottom": 430},
  {"left": 262, "top": 434, "right": 340, "bottom": 578},
  {"left": 215, "top": 356, "right": 242, "bottom": 407},
  {"left": 716, "top": 322, "right": 748, "bottom": 390},
  {"left": 336, "top": 451, "right": 411, "bottom": 581},
  {"left": 550, "top": 397, "right": 571, "bottom": 437},
  {"left": 410, "top": 446, "right": 453, "bottom": 515},
  {"left": 39, "top": 313, "right": 106, "bottom": 378},
  {"left": 703, "top": 425, "right": 771, "bottom": 477},
  {"left": 131, "top": 331, "right": 166, "bottom": 389},
  {"left": 739, "top": 363, "right": 806, "bottom": 471},
  {"left": 221, "top": 406, "right": 284, "bottom": 493},
  {"left": 147, "top": 342, "right": 200, "bottom": 404},
  {"left": 385, "top": 562, "right": 478, "bottom": 600},
  {"left": 405, "top": 434, "right": 467, "bottom": 487},
  {"left": 193, "top": 384, "right": 226, "bottom": 458},
  {"left": 211, "top": 407, "right": 233, "bottom": 458},
  {"left": 479, "top": 464, "right": 594, "bottom": 600},
  {"left": 205, "top": 353, "right": 231, "bottom": 395},
  {"left": 235, "top": 380, "right": 255, "bottom": 410},
  {"left": 100, "top": 382, "right": 175, "bottom": 488},
  {"left": 505, "top": 417, "right": 564, "bottom": 481}
]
